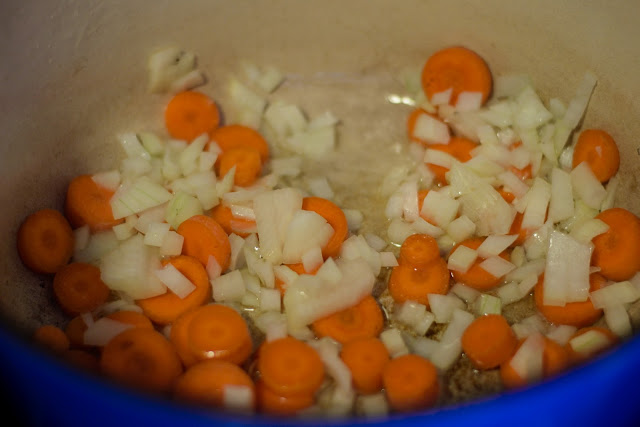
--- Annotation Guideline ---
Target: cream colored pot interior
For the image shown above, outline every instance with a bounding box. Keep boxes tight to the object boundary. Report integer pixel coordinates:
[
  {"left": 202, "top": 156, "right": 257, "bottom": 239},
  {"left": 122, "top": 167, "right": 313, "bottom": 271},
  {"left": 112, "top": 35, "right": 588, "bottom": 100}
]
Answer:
[{"left": 1, "top": 0, "right": 639, "bottom": 334}]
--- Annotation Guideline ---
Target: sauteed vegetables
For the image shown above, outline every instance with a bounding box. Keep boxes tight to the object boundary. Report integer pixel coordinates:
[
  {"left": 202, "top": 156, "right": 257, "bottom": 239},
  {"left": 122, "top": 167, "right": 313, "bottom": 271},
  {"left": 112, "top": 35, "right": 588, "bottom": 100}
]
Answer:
[{"left": 17, "top": 45, "right": 640, "bottom": 417}]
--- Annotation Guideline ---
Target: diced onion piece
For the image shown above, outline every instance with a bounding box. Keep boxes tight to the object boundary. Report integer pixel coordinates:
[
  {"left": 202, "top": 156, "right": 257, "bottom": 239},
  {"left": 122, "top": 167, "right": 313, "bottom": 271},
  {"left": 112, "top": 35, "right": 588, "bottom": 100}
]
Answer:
[
  {"left": 446, "top": 215, "right": 476, "bottom": 243},
  {"left": 288, "top": 126, "right": 336, "bottom": 159},
  {"left": 474, "top": 294, "right": 502, "bottom": 316},
  {"left": 570, "top": 162, "right": 607, "bottom": 209},
  {"left": 135, "top": 205, "right": 167, "bottom": 234},
  {"left": 222, "top": 385, "right": 254, "bottom": 412},
  {"left": 137, "top": 132, "right": 165, "bottom": 157},
  {"left": 170, "top": 69, "right": 206, "bottom": 94},
  {"left": 509, "top": 332, "right": 544, "bottom": 382},
  {"left": 380, "top": 328, "right": 409, "bottom": 358},
  {"left": 601, "top": 175, "right": 619, "bottom": 211},
  {"left": 111, "top": 176, "right": 172, "bottom": 220},
  {"left": 154, "top": 263, "right": 196, "bottom": 299},
  {"left": 356, "top": 393, "right": 389, "bottom": 418},
  {"left": 549, "top": 168, "right": 575, "bottom": 223},
  {"left": 479, "top": 256, "right": 515, "bottom": 278},
  {"left": 497, "top": 171, "right": 530, "bottom": 199},
  {"left": 447, "top": 246, "right": 478, "bottom": 274},
  {"left": 428, "top": 294, "right": 465, "bottom": 324},
  {"left": 216, "top": 166, "right": 235, "bottom": 197},
  {"left": 420, "top": 190, "right": 460, "bottom": 228},
  {"left": 260, "top": 288, "right": 282, "bottom": 312},
  {"left": 227, "top": 233, "right": 246, "bottom": 271},
  {"left": 244, "top": 246, "right": 275, "bottom": 289},
  {"left": 256, "top": 65, "right": 284, "bottom": 93},
  {"left": 411, "top": 111, "right": 450, "bottom": 144},
  {"left": 74, "top": 230, "right": 119, "bottom": 264},
  {"left": 379, "top": 252, "right": 399, "bottom": 268},
  {"left": 494, "top": 74, "right": 532, "bottom": 99},
  {"left": 316, "top": 258, "right": 342, "bottom": 285},
  {"left": 313, "top": 338, "right": 353, "bottom": 393},
  {"left": 148, "top": 47, "right": 198, "bottom": 93},
  {"left": 254, "top": 312, "right": 288, "bottom": 342},
  {"left": 119, "top": 133, "right": 151, "bottom": 160},
  {"left": 424, "top": 149, "right": 455, "bottom": 169},
  {"left": 206, "top": 254, "right": 222, "bottom": 281},
  {"left": 83, "top": 318, "right": 134, "bottom": 347},
  {"left": 283, "top": 258, "right": 375, "bottom": 330},
  {"left": 228, "top": 78, "right": 266, "bottom": 129},
  {"left": 569, "top": 328, "right": 611, "bottom": 358},
  {"left": 301, "top": 246, "right": 324, "bottom": 274},
  {"left": 253, "top": 188, "right": 303, "bottom": 264},
  {"left": 310, "top": 111, "right": 339, "bottom": 130},
  {"left": 506, "top": 259, "right": 546, "bottom": 282},
  {"left": 430, "top": 88, "right": 452, "bottom": 105},
  {"left": 561, "top": 72, "right": 598, "bottom": 132},
  {"left": 212, "top": 270, "right": 245, "bottom": 302},
  {"left": 282, "top": 210, "right": 334, "bottom": 264},
  {"left": 477, "top": 235, "right": 518, "bottom": 258},
  {"left": 92, "top": 170, "right": 121, "bottom": 192},
  {"left": 144, "top": 222, "right": 170, "bottom": 247},
  {"left": 407, "top": 336, "right": 439, "bottom": 359},
  {"left": 430, "top": 309, "right": 474, "bottom": 371},
  {"left": 590, "top": 281, "right": 640, "bottom": 309},
  {"left": 387, "top": 219, "right": 415, "bottom": 245},
  {"left": 394, "top": 301, "right": 431, "bottom": 334},
  {"left": 518, "top": 273, "right": 539, "bottom": 296},
  {"left": 521, "top": 178, "right": 551, "bottom": 230},
  {"left": 498, "top": 282, "right": 523, "bottom": 305},
  {"left": 73, "top": 225, "right": 90, "bottom": 252},
  {"left": 160, "top": 232, "right": 183, "bottom": 261},
  {"left": 339, "top": 236, "right": 382, "bottom": 277},
  {"left": 546, "top": 325, "right": 578, "bottom": 346},
  {"left": 364, "top": 234, "right": 387, "bottom": 252},
  {"left": 307, "top": 177, "right": 334, "bottom": 199},
  {"left": 264, "top": 102, "right": 307, "bottom": 139},
  {"left": 543, "top": 231, "right": 592, "bottom": 306},
  {"left": 343, "top": 209, "right": 363, "bottom": 232},
  {"left": 271, "top": 156, "right": 302, "bottom": 177},
  {"left": 569, "top": 218, "right": 609, "bottom": 245},
  {"left": 112, "top": 222, "right": 135, "bottom": 241},
  {"left": 455, "top": 91, "right": 483, "bottom": 112},
  {"left": 466, "top": 155, "right": 504, "bottom": 177},
  {"left": 514, "top": 86, "right": 553, "bottom": 130},
  {"left": 479, "top": 101, "right": 514, "bottom": 129},
  {"left": 604, "top": 305, "right": 632, "bottom": 337},
  {"left": 230, "top": 205, "right": 256, "bottom": 222},
  {"left": 411, "top": 218, "right": 445, "bottom": 238},
  {"left": 510, "top": 246, "right": 526, "bottom": 267},
  {"left": 523, "top": 220, "right": 553, "bottom": 260},
  {"left": 451, "top": 283, "right": 480, "bottom": 303},
  {"left": 164, "top": 191, "right": 203, "bottom": 231}
]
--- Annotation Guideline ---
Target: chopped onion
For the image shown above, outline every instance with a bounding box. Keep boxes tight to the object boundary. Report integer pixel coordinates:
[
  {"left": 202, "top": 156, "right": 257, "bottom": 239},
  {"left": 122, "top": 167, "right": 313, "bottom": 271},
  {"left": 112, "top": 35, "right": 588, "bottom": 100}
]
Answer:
[
  {"left": 479, "top": 256, "right": 515, "bottom": 278},
  {"left": 498, "top": 282, "right": 523, "bottom": 305},
  {"left": 301, "top": 246, "right": 324, "bottom": 274},
  {"left": 548, "top": 168, "right": 575, "bottom": 223},
  {"left": 264, "top": 102, "right": 307, "bottom": 139},
  {"left": 451, "top": 283, "right": 480, "bottom": 303},
  {"left": 523, "top": 220, "right": 553, "bottom": 260},
  {"left": 479, "top": 101, "right": 515, "bottom": 129},
  {"left": 430, "top": 309, "right": 474, "bottom": 371},
  {"left": 307, "top": 176, "right": 334, "bottom": 199},
  {"left": 420, "top": 190, "right": 460, "bottom": 228},
  {"left": 308, "top": 111, "right": 339, "bottom": 130},
  {"left": 270, "top": 156, "right": 302, "bottom": 177},
  {"left": 111, "top": 176, "right": 172, "bottom": 220},
  {"left": 211, "top": 270, "right": 246, "bottom": 303},
  {"left": 316, "top": 258, "right": 342, "bottom": 285},
  {"left": 411, "top": 217, "right": 445, "bottom": 239},
  {"left": 604, "top": 305, "right": 632, "bottom": 337},
  {"left": 260, "top": 288, "right": 282, "bottom": 312},
  {"left": 112, "top": 222, "right": 135, "bottom": 241},
  {"left": 455, "top": 91, "right": 483, "bottom": 112},
  {"left": 313, "top": 338, "right": 352, "bottom": 393},
  {"left": 521, "top": 178, "right": 551, "bottom": 230},
  {"left": 430, "top": 88, "right": 452, "bottom": 105},
  {"left": 497, "top": 171, "right": 529, "bottom": 199},
  {"left": 137, "top": 132, "right": 165, "bottom": 157},
  {"left": 518, "top": 273, "right": 539, "bottom": 296},
  {"left": 135, "top": 204, "right": 167, "bottom": 234},
  {"left": 447, "top": 245, "right": 478, "bottom": 274},
  {"left": 379, "top": 252, "right": 399, "bottom": 268},
  {"left": 380, "top": 328, "right": 409, "bottom": 358},
  {"left": 164, "top": 191, "right": 203, "bottom": 231},
  {"left": 474, "top": 294, "right": 502, "bottom": 316},
  {"left": 446, "top": 215, "right": 477, "bottom": 243},
  {"left": 543, "top": 231, "right": 592, "bottom": 306},
  {"left": 216, "top": 166, "right": 236, "bottom": 198},
  {"left": 590, "top": 281, "right": 640, "bottom": 309},
  {"left": 282, "top": 210, "right": 333, "bottom": 264},
  {"left": 73, "top": 225, "right": 90, "bottom": 252},
  {"left": 570, "top": 162, "right": 607, "bottom": 209},
  {"left": 206, "top": 254, "right": 222, "bottom": 281},
  {"left": 74, "top": 230, "right": 119, "bottom": 264},
  {"left": 228, "top": 233, "right": 246, "bottom": 271},
  {"left": 119, "top": 133, "right": 151, "bottom": 161},
  {"left": 466, "top": 156, "right": 505, "bottom": 177},
  {"left": 424, "top": 149, "right": 456, "bottom": 169},
  {"left": 254, "top": 312, "right": 288, "bottom": 342},
  {"left": 92, "top": 170, "right": 121, "bottom": 192},
  {"left": 477, "top": 235, "right": 518, "bottom": 258},
  {"left": 144, "top": 222, "right": 170, "bottom": 247},
  {"left": 569, "top": 328, "right": 611, "bottom": 358},
  {"left": 510, "top": 246, "right": 525, "bottom": 267},
  {"left": 514, "top": 86, "right": 553, "bottom": 130},
  {"left": 428, "top": 293, "right": 465, "bottom": 323},
  {"left": 508, "top": 332, "right": 544, "bottom": 382},
  {"left": 83, "top": 317, "right": 134, "bottom": 347},
  {"left": 228, "top": 78, "right": 266, "bottom": 129},
  {"left": 509, "top": 145, "right": 531, "bottom": 170},
  {"left": 506, "top": 258, "right": 546, "bottom": 282},
  {"left": 356, "top": 393, "right": 389, "bottom": 418},
  {"left": 601, "top": 175, "right": 619, "bottom": 211},
  {"left": 399, "top": 181, "right": 419, "bottom": 222},
  {"left": 411, "top": 111, "right": 450, "bottom": 144},
  {"left": 546, "top": 325, "right": 577, "bottom": 346},
  {"left": 560, "top": 72, "right": 597, "bottom": 132},
  {"left": 223, "top": 385, "right": 254, "bottom": 412},
  {"left": 154, "top": 263, "right": 196, "bottom": 299},
  {"left": 364, "top": 233, "right": 387, "bottom": 252},
  {"left": 244, "top": 245, "right": 275, "bottom": 289},
  {"left": 569, "top": 218, "right": 609, "bottom": 244},
  {"left": 148, "top": 47, "right": 198, "bottom": 93},
  {"left": 287, "top": 126, "right": 336, "bottom": 158}
]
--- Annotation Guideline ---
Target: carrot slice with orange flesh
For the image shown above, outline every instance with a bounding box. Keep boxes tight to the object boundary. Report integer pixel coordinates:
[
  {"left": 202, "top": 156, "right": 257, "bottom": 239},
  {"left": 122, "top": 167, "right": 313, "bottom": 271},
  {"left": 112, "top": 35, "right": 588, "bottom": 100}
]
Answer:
[
  {"left": 216, "top": 146, "right": 263, "bottom": 187},
  {"left": 565, "top": 326, "right": 618, "bottom": 365},
  {"left": 257, "top": 336, "right": 325, "bottom": 397},
  {"left": 572, "top": 129, "right": 620, "bottom": 183},
  {"left": 177, "top": 215, "right": 231, "bottom": 271},
  {"left": 33, "top": 325, "right": 70, "bottom": 353},
  {"left": 461, "top": 314, "right": 518, "bottom": 370},
  {"left": 165, "top": 91, "right": 220, "bottom": 142},
  {"left": 382, "top": 354, "right": 439, "bottom": 412},
  {"left": 421, "top": 46, "right": 492, "bottom": 106},
  {"left": 256, "top": 380, "right": 314, "bottom": 416},
  {"left": 211, "top": 124, "right": 270, "bottom": 164},
  {"left": 100, "top": 328, "right": 183, "bottom": 393},
  {"left": 311, "top": 296, "right": 384, "bottom": 345},
  {"left": 426, "top": 137, "right": 477, "bottom": 185},
  {"left": 591, "top": 208, "right": 640, "bottom": 281},
  {"left": 301, "top": 197, "right": 349, "bottom": 259},
  {"left": 172, "top": 304, "right": 253, "bottom": 367},
  {"left": 450, "top": 237, "right": 510, "bottom": 291},
  {"left": 174, "top": 359, "right": 255, "bottom": 408},
  {"left": 17, "top": 208, "right": 74, "bottom": 274},
  {"left": 105, "top": 311, "right": 154, "bottom": 330},
  {"left": 534, "top": 273, "right": 605, "bottom": 328},
  {"left": 65, "top": 315, "right": 91, "bottom": 348},
  {"left": 209, "top": 204, "right": 255, "bottom": 238},
  {"left": 137, "top": 255, "right": 211, "bottom": 325},
  {"left": 64, "top": 349, "right": 100, "bottom": 373},
  {"left": 498, "top": 187, "right": 516, "bottom": 204},
  {"left": 388, "top": 258, "right": 450, "bottom": 307},
  {"left": 53, "top": 262, "right": 110, "bottom": 316},
  {"left": 340, "top": 337, "right": 390, "bottom": 395},
  {"left": 399, "top": 233, "right": 441, "bottom": 269},
  {"left": 64, "top": 175, "right": 123, "bottom": 231}
]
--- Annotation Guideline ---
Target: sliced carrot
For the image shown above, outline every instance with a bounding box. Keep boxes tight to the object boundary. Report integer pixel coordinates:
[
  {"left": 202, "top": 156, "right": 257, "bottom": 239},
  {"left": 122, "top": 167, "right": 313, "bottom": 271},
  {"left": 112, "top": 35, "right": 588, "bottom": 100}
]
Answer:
[
  {"left": 165, "top": 91, "right": 220, "bottom": 142},
  {"left": 508, "top": 212, "right": 528, "bottom": 246},
  {"left": 64, "top": 175, "right": 123, "bottom": 231},
  {"left": 572, "top": 129, "right": 620, "bottom": 183},
  {"left": 174, "top": 359, "right": 255, "bottom": 409},
  {"left": 177, "top": 215, "right": 231, "bottom": 271},
  {"left": 257, "top": 336, "right": 325, "bottom": 397},
  {"left": 209, "top": 204, "right": 255, "bottom": 238},
  {"left": 534, "top": 273, "right": 605, "bottom": 328},
  {"left": 216, "top": 146, "right": 263, "bottom": 187},
  {"left": 417, "top": 189, "right": 430, "bottom": 213},
  {"left": 461, "top": 314, "right": 518, "bottom": 370},
  {"left": 450, "top": 237, "right": 510, "bottom": 291},
  {"left": 137, "top": 255, "right": 211, "bottom": 325},
  {"left": 301, "top": 197, "right": 349, "bottom": 259},
  {"left": 211, "top": 124, "right": 270, "bottom": 164},
  {"left": 500, "top": 337, "right": 570, "bottom": 389},
  {"left": 388, "top": 258, "right": 451, "bottom": 307},
  {"left": 256, "top": 380, "right": 314, "bottom": 416},
  {"left": 65, "top": 315, "right": 91, "bottom": 348},
  {"left": 421, "top": 46, "right": 492, "bottom": 106},
  {"left": 382, "top": 354, "right": 439, "bottom": 412},
  {"left": 64, "top": 349, "right": 100, "bottom": 373},
  {"left": 407, "top": 108, "right": 449, "bottom": 146},
  {"left": 340, "top": 337, "right": 390, "bottom": 395},
  {"left": 100, "top": 328, "right": 183, "bottom": 393},
  {"left": 565, "top": 326, "right": 618, "bottom": 365},
  {"left": 105, "top": 311, "right": 154, "bottom": 330},
  {"left": 399, "top": 233, "right": 440, "bottom": 269},
  {"left": 592, "top": 208, "right": 640, "bottom": 281},
  {"left": 311, "top": 296, "right": 384, "bottom": 344},
  {"left": 498, "top": 187, "right": 516, "bottom": 204},
  {"left": 33, "top": 325, "right": 70, "bottom": 353},
  {"left": 53, "top": 262, "right": 110, "bottom": 316},
  {"left": 171, "top": 304, "right": 252, "bottom": 367},
  {"left": 426, "top": 137, "right": 477, "bottom": 185},
  {"left": 17, "top": 208, "right": 74, "bottom": 274}
]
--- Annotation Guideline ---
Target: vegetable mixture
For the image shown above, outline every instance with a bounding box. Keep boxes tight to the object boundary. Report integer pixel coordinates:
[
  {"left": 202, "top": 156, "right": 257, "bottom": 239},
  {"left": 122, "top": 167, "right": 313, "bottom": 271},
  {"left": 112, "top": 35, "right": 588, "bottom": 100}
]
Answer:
[{"left": 17, "top": 45, "right": 640, "bottom": 417}]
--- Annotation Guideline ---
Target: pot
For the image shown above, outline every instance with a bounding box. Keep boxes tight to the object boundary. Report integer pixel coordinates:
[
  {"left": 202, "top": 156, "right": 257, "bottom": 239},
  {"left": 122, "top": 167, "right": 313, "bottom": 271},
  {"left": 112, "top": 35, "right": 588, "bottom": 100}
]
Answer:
[{"left": 1, "top": 0, "right": 640, "bottom": 425}]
